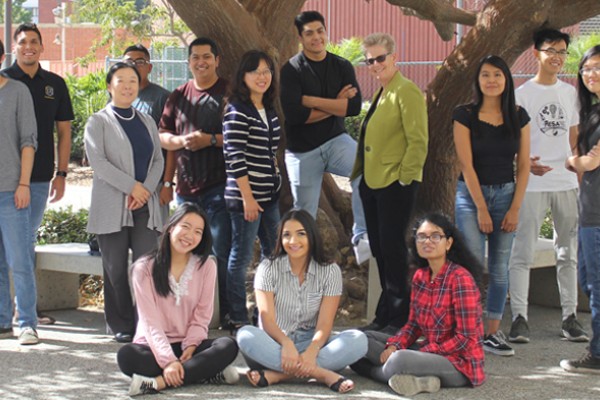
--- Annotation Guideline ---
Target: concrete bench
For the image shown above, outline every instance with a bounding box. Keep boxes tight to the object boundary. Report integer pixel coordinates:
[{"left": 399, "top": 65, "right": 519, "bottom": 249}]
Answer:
[
  {"left": 366, "top": 238, "right": 587, "bottom": 321},
  {"left": 34, "top": 243, "right": 221, "bottom": 328}
]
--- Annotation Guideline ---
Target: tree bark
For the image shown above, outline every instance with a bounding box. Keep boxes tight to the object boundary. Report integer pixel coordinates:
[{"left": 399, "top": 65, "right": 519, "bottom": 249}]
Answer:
[{"left": 167, "top": 0, "right": 305, "bottom": 80}]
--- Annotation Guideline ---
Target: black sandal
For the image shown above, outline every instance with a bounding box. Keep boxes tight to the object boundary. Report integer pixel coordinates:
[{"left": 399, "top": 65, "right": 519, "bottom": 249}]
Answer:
[
  {"left": 247, "top": 370, "right": 269, "bottom": 388},
  {"left": 329, "top": 376, "right": 353, "bottom": 393}
]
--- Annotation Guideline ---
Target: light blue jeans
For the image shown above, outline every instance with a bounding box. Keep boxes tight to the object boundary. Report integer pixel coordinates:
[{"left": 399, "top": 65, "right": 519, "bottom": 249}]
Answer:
[
  {"left": 455, "top": 180, "right": 515, "bottom": 320},
  {"left": 285, "top": 133, "right": 366, "bottom": 243},
  {"left": 0, "top": 191, "right": 37, "bottom": 329},
  {"left": 578, "top": 226, "right": 600, "bottom": 357},
  {"left": 237, "top": 325, "right": 368, "bottom": 372},
  {"left": 227, "top": 201, "right": 280, "bottom": 323},
  {"left": 177, "top": 183, "right": 232, "bottom": 320},
  {"left": 29, "top": 182, "right": 51, "bottom": 245}
]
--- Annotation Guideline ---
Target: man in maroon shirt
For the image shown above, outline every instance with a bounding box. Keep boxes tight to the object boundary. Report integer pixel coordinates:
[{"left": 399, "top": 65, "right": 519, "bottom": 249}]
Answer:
[{"left": 159, "top": 37, "right": 230, "bottom": 325}]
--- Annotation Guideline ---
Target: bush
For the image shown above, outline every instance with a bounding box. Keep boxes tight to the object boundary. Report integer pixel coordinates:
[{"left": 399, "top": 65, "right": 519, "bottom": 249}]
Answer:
[
  {"left": 326, "top": 37, "right": 364, "bottom": 66},
  {"left": 344, "top": 101, "right": 370, "bottom": 141},
  {"left": 539, "top": 210, "right": 554, "bottom": 240},
  {"left": 65, "top": 72, "right": 108, "bottom": 163},
  {"left": 37, "top": 206, "right": 92, "bottom": 245},
  {"left": 564, "top": 32, "right": 600, "bottom": 75}
]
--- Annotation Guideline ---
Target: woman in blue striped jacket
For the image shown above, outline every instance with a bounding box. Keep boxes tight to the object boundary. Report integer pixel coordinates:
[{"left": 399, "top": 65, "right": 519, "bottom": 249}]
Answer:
[{"left": 223, "top": 50, "right": 282, "bottom": 330}]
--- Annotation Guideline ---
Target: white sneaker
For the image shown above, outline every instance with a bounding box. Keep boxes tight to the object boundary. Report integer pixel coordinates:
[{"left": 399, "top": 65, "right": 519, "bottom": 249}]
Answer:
[
  {"left": 128, "top": 374, "right": 158, "bottom": 396},
  {"left": 388, "top": 374, "right": 440, "bottom": 396},
  {"left": 18, "top": 327, "right": 39, "bottom": 345},
  {"left": 353, "top": 236, "right": 372, "bottom": 265},
  {"left": 200, "top": 365, "right": 240, "bottom": 384}
]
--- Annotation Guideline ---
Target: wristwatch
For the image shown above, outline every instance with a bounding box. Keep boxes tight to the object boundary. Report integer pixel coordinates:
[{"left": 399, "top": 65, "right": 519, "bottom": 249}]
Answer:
[
  {"left": 210, "top": 134, "right": 217, "bottom": 147},
  {"left": 163, "top": 181, "right": 175, "bottom": 188},
  {"left": 55, "top": 170, "right": 67, "bottom": 178}
]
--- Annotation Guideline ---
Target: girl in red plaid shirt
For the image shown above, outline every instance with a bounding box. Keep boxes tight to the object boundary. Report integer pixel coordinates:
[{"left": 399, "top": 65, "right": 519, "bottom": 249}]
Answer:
[{"left": 351, "top": 212, "right": 485, "bottom": 396}]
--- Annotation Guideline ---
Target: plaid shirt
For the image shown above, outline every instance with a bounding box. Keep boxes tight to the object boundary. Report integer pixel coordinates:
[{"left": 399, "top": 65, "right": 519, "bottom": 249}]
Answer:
[{"left": 386, "top": 261, "right": 485, "bottom": 386}]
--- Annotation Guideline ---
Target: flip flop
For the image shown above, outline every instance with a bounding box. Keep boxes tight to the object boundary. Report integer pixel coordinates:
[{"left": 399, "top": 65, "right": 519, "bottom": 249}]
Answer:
[
  {"left": 329, "top": 376, "right": 353, "bottom": 393},
  {"left": 247, "top": 370, "right": 269, "bottom": 388}
]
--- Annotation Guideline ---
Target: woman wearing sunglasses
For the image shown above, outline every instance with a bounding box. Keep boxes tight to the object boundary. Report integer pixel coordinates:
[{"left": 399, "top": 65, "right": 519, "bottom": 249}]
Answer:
[{"left": 351, "top": 33, "right": 428, "bottom": 333}]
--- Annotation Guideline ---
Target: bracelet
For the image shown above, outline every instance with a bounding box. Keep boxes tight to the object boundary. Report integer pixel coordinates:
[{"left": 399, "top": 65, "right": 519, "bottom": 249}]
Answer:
[
  {"left": 55, "top": 170, "right": 68, "bottom": 178},
  {"left": 18, "top": 183, "right": 30, "bottom": 188}
]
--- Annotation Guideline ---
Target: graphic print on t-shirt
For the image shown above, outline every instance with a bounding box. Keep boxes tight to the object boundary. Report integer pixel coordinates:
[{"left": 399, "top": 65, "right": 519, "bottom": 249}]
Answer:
[{"left": 537, "top": 102, "right": 567, "bottom": 137}]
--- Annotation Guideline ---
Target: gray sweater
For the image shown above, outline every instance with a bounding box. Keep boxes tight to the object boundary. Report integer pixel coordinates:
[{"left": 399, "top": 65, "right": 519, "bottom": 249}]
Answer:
[
  {"left": 84, "top": 106, "right": 164, "bottom": 235},
  {"left": 0, "top": 79, "right": 37, "bottom": 192}
]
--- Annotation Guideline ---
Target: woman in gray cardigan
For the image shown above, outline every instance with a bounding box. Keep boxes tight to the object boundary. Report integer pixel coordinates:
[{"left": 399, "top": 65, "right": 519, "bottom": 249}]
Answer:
[{"left": 84, "top": 62, "right": 164, "bottom": 342}]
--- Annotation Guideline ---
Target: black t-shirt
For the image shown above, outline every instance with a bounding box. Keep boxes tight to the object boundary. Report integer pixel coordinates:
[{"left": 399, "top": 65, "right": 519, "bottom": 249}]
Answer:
[
  {"left": 453, "top": 104, "right": 530, "bottom": 185},
  {"left": 2, "top": 63, "right": 74, "bottom": 182},
  {"left": 280, "top": 52, "right": 362, "bottom": 153}
]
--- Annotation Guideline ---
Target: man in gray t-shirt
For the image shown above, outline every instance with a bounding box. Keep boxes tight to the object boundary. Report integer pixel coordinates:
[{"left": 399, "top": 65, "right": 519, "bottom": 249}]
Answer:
[{"left": 0, "top": 39, "right": 40, "bottom": 345}]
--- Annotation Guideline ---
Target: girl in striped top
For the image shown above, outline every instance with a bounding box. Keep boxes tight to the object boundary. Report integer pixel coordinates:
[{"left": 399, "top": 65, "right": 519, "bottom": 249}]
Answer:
[
  {"left": 237, "top": 209, "right": 367, "bottom": 393},
  {"left": 222, "top": 50, "right": 281, "bottom": 328}
]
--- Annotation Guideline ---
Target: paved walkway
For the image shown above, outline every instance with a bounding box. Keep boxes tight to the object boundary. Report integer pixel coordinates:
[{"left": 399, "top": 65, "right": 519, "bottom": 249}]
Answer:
[{"left": 0, "top": 305, "right": 598, "bottom": 399}]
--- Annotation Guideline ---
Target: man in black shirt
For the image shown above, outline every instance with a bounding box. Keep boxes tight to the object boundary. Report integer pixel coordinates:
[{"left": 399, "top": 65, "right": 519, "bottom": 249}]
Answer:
[
  {"left": 3, "top": 23, "right": 74, "bottom": 326},
  {"left": 281, "top": 11, "right": 368, "bottom": 260}
]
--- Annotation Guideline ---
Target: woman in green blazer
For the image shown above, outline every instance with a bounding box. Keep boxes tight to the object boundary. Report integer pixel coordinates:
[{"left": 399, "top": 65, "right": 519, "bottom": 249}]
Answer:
[{"left": 351, "top": 32, "right": 428, "bottom": 333}]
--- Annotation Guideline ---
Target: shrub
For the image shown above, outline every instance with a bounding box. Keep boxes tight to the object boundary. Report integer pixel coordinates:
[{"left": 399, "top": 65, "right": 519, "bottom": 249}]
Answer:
[
  {"left": 539, "top": 210, "right": 554, "bottom": 240},
  {"left": 344, "top": 101, "right": 370, "bottom": 141},
  {"left": 564, "top": 32, "right": 600, "bottom": 75},
  {"left": 37, "top": 206, "right": 92, "bottom": 245},
  {"left": 326, "top": 37, "right": 364, "bottom": 66},
  {"left": 65, "top": 72, "right": 108, "bottom": 163}
]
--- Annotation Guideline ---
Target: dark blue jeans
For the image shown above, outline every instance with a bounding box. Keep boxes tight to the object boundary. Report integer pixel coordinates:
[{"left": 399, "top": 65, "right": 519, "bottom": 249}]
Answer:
[
  {"left": 227, "top": 200, "right": 280, "bottom": 323},
  {"left": 177, "top": 184, "right": 232, "bottom": 320},
  {"left": 578, "top": 226, "right": 600, "bottom": 357}
]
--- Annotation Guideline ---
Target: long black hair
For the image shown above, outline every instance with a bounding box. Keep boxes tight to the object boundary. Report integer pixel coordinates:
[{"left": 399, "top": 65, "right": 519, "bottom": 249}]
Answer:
[
  {"left": 576, "top": 45, "right": 600, "bottom": 155},
  {"left": 473, "top": 55, "right": 521, "bottom": 140},
  {"left": 409, "top": 212, "right": 483, "bottom": 287},
  {"left": 270, "top": 209, "right": 328, "bottom": 269},
  {"left": 151, "top": 202, "right": 212, "bottom": 297},
  {"left": 228, "top": 50, "right": 278, "bottom": 110}
]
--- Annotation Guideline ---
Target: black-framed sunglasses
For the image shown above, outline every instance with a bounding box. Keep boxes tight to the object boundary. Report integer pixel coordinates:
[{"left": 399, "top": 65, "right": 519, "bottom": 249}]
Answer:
[{"left": 365, "top": 53, "right": 391, "bottom": 65}]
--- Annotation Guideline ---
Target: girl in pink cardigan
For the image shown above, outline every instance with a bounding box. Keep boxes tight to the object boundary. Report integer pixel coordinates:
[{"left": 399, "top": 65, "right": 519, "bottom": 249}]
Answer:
[{"left": 117, "top": 202, "right": 239, "bottom": 396}]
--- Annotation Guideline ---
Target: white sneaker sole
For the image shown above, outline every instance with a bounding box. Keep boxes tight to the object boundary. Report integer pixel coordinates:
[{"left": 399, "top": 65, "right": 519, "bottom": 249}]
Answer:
[
  {"left": 388, "top": 374, "right": 440, "bottom": 396},
  {"left": 508, "top": 334, "right": 530, "bottom": 343},
  {"left": 483, "top": 344, "right": 515, "bottom": 356},
  {"left": 561, "top": 329, "right": 590, "bottom": 343},
  {"left": 560, "top": 359, "right": 600, "bottom": 374}
]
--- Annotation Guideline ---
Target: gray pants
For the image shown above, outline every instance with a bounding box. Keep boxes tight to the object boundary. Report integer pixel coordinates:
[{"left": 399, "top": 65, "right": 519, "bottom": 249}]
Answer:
[
  {"left": 352, "top": 331, "right": 469, "bottom": 387},
  {"left": 508, "top": 190, "right": 579, "bottom": 320},
  {"left": 97, "top": 206, "right": 159, "bottom": 334}
]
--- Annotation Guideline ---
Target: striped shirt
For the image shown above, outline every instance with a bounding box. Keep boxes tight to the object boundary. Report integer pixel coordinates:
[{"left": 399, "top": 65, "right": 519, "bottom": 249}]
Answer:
[
  {"left": 223, "top": 101, "right": 281, "bottom": 212},
  {"left": 254, "top": 256, "right": 342, "bottom": 335}
]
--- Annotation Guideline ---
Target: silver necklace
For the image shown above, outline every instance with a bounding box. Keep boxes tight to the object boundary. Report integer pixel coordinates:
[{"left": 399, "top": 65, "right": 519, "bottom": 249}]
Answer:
[{"left": 112, "top": 107, "right": 135, "bottom": 121}]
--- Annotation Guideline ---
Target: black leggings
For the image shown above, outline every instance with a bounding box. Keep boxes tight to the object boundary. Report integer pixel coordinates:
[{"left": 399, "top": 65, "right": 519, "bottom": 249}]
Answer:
[{"left": 117, "top": 337, "right": 238, "bottom": 385}]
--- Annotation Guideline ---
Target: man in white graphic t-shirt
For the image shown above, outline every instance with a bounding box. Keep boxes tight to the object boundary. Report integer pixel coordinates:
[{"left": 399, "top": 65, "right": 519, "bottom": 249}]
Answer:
[{"left": 508, "top": 29, "right": 588, "bottom": 344}]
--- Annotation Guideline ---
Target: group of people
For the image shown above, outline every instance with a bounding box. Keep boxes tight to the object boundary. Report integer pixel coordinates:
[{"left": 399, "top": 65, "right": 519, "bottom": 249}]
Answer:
[{"left": 2, "top": 8, "right": 600, "bottom": 398}]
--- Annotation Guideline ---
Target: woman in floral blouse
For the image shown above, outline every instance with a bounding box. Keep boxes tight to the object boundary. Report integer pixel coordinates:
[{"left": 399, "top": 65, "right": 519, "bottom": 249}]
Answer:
[
  {"left": 351, "top": 212, "right": 485, "bottom": 396},
  {"left": 117, "top": 203, "right": 239, "bottom": 396}
]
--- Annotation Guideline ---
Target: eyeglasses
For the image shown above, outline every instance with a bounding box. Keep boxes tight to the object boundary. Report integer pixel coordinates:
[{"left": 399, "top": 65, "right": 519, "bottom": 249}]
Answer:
[
  {"left": 365, "top": 53, "right": 391, "bottom": 65},
  {"left": 128, "top": 58, "right": 149, "bottom": 66},
  {"left": 580, "top": 66, "right": 600, "bottom": 76},
  {"left": 248, "top": 69, "right": 273, "bottom": 77},
  {"left": 415, "top": 233, "right": 446, "bottom": 244},
  {"left": 538, "top": 48, "right": 569, "bottom": 57}
]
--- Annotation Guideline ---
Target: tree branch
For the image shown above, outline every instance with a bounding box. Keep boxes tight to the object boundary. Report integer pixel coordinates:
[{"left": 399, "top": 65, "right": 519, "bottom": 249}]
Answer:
[{"left": 385, "top": 0, "right": 477, "bottom": 24}]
